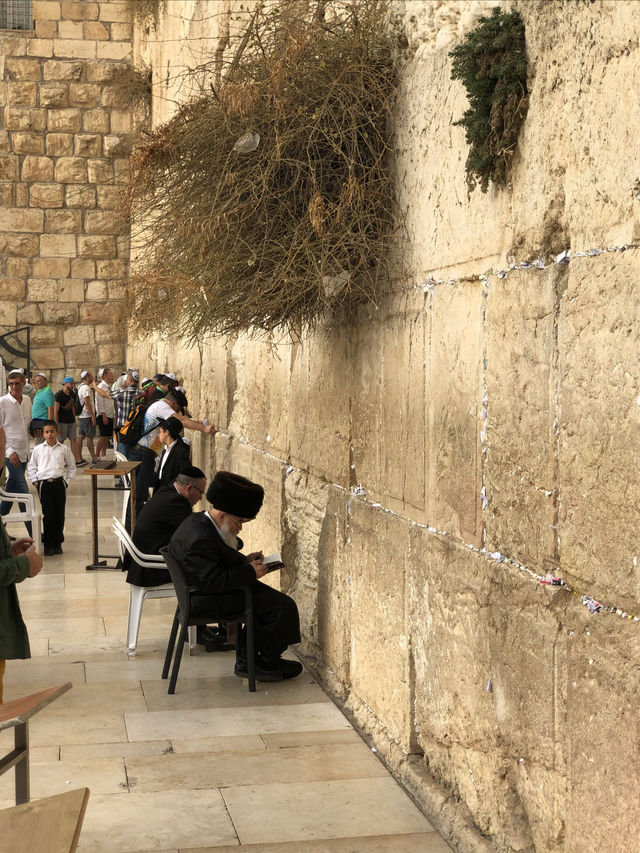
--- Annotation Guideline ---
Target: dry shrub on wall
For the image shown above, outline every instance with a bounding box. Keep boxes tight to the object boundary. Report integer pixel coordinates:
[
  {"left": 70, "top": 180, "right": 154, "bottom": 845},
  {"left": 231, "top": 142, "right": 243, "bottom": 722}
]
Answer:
[{"left": 125, "top": 0, "right": 397, "bottom": 341}]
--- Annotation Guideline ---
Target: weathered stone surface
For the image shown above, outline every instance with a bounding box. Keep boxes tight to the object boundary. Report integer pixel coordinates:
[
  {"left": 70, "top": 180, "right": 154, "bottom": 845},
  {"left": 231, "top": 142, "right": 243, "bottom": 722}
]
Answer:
[
  {"left": 106, "top": 279, "right": 126, "bottom": 300},
  {"left": 57, "top": 279, "right": 84, "bottom": 301},
  {"left": 47, "top": 107, "right": 82, "bottom": 132},
  {"left": 61, "top": 1, "right": 99, "bottom": 21},
  {"left": 5, "top": 108, "right": 47, "bottom": 132},
  {"left": 57, "top": 20, "right": 83, "bottom": 39},
  {"left": 46, "top": 132, "right": 73, "bottom": 155},
  {"left": 43, "top": 302, "right": 78, "bottom": 325},
  {"left": 43, "top": 60, "right": 84, "bottom": 81},
  {"left": 5, "top": 58, "right": 42, "bottom": 82},
  {"left": 96, "top": 41, "right": 131, "bottom": 62},
  {"left": 63, "top": 324, "right": 92, "bottom": 345},
  {"left": 35, "top": 20, "right": 57, "bottom": 38},
  {"left": 31, "top": 346, "right": 64, "bottom": 367},
  {"left": 96, "top": 258, "right": 125, "bottom": 278},
  {"left": 21, "top": 155, "right": 53, "bottom": 182},
  {"left": 31, "top": 325, "right": 61, "bottom": 345},
  {"left": 85, "top": 279, "right": 107, "bottom": 301},
  {"left": 71, "top": 258, "right": 95, "bottom": 279},
  {"left": 80, "top": 302, "right": 108, "bottom": 323},
  {"left": 96, "top": 185, "right": 125, "bottom": 210},
  {"left": 485, "top": 267, "right": 561, "bottom": 570},
  {"left": 0, "top": 207, "right": 44, "bottom": 233},
  {"left": 17, "top": 303, "right": 42, "bottom": 324},
  {"left": 53, "top": 39, "right": 97, "bottom": 60},
  {"left": 12, "top": 132, "right": 45, "bottom": 154},
  {"left": 87, "top": 158, "right": 113, "bottom": 183},
  {"left": 82, "top": 108, "right": 109, "bottom": 132},
  {"left": 86, "top": 60, "right": 129, "bottom": 84},
  {"left": 84, "top": 209, "right": 126, "bottom": 235},
  {"left": 27, "top": 278, "right": 58, "bottom": 301},
  {"left": 64, "top": 185, "right": 96, "bottom": 208},
  {"left": 98, "top": 1, "right": 129, "bottom": 23},
  {"left": 77, "top": 234, "right": 116, "bottom": 258},
  {"left": 93, "top": 322, "right": 117, "bottom": 343},
  {"left": 0, "top": 234, "right": 39, "bottom": 257},
  {"left": 0, "top": 279, "right": 26, "bottom": 300},
  {"left": 0, "top": 304, "right": 18, "bottom": 326},
  {"left": 0, "top": 156, "right": 20, "bottom": 181},
  {"left": 54, "top": 156, "right": 87, "bottom": 183},
  {"left": 98, "top": 342, "right": 125, "bottom": 363},
  {"left": 110, "top": 22, "right": 132, "bottom": 41},
  {"left": 8, "top": 82, "right": 38, "bottom": 107},
  {"left": 39, "top": 233, "right": 76, "bottom": 257},
  {"left": 84, "top": 21, "right": 109, "bottom": 40},
  {"left": 66, "top": 344, "right": 97, "bottom": 364},
  {"left": 33, "top": 257, "right": 69, "bottom": 278},
  {"left": 44, "top": 208, "right": 82, "bottom": 233},
  {"left": 103, "top": 134, "right": 131, "bottom": 158},
  {"left": 26, "top": 39, "right": 54, "bottom": 59},
  {"left": 68, "top": 83, "right": 101, "bottom": 108},
  {"left": 5, "top": 258, "right": 31, "bottom": 277},
  {"left": 33, "top": 2, "right": 62, "bottom": 21}
]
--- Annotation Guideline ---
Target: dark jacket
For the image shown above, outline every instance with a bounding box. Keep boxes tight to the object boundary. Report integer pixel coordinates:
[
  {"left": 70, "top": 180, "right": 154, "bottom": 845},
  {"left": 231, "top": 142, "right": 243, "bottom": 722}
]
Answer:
[
  {"left": 0, "top": 520, "right": 31, "bottom": 660},
  {"left": 125, "top": 485, "right": 193, "bottom": 586},
  {"left": 153, "top": 438, "right": 191, "bottom": 492},
  {"left": 168, "top": 512, "right": 255, "bottom": 595}
]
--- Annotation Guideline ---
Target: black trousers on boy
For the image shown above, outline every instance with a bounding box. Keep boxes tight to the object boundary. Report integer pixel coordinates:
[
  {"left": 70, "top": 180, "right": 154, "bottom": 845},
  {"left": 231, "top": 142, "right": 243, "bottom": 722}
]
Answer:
[{"left": 38, "top": 478, "right": 66, "bottom": 547}]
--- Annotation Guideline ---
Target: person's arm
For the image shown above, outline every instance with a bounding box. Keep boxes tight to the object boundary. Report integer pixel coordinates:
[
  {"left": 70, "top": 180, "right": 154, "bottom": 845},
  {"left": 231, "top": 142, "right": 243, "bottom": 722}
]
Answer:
[
  {"left": 173, "top": 413, "right": 217, "bottom": 435},
  {"left": 83, "top": 389, "right": 96, "bottom": 424},
  {"left": 64, "top": 446, "right": 76, "bottom": 485},
  {"left": 54, "top": 400, "right": 61, "bottom": 424},
  {"left": 0, "top": 524, "right": 41, "bottom": 584},
  {"left": 46, "top": 389, "right": 54, "bottom": 420}
]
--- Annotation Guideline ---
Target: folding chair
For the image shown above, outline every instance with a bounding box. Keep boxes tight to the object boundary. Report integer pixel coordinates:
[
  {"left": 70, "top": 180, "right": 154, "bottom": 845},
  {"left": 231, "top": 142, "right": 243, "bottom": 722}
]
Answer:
[
  {"left": 0, "top": 478, "right": 42, "bottom": 553},
  {"left": 160, "top": 546, "right": 256, "bottom": 693}
]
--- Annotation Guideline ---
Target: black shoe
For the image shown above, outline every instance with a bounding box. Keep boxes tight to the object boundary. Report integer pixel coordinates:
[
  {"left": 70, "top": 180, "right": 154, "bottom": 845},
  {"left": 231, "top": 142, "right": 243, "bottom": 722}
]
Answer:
[
  {"left": 262, "top": 656, "right": 303, "bottom": 680},
  {"left": 44, "top": 545, "right": 54, "bottom": 556},
  {"left": 197, "top": 625, "right": 227, "bottom": 645},
  {"left": 204, "top": 638, "right": 236, "bottom": 653},
  {"left": 76, "top": 459, "right": 87, "bottom": 467},
  {"left": 54, "top": 545, "right": 63, "bottom": 555},
  {"left": 234, "top": 660, "right": 283, "bottom": 682}
]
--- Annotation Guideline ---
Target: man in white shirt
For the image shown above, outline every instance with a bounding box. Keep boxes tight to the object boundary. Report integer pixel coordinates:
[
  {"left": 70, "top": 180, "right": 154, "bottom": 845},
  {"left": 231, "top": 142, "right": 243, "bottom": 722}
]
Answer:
[
  {"left": 94, "top": 367, "right": 115, "bottom": 459},
  {"left": 27, "top": 420, "right": 75, "bottom": 556},
  {"left": 77, "top": 370, "right": 98, "bottom": 464},
  {"left": 0, "top": 371, "right": 33, "bottom": 535}
]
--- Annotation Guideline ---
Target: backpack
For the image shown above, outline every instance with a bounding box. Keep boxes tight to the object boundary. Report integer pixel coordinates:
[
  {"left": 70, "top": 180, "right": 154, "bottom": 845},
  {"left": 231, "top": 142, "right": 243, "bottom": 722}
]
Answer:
[
  {"left": 74, "top": 388, "right": 84, "bottom": 416},
  {"left": 118, "top": 400, "right": 152, "bottom": 447}
]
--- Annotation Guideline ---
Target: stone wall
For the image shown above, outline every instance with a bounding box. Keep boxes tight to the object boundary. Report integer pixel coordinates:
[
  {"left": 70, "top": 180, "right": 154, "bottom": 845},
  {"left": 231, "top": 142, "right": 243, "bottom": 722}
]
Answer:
[
  {"left": 128, "top": 2, "right": 640, "bottom": 851},
  {"left": 0, "top": 0, "right": 135, "bottom": 382}
]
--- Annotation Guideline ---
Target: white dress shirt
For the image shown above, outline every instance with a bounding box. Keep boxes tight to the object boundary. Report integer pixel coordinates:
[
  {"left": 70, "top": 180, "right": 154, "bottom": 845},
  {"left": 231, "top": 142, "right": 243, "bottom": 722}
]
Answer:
[
  {"left": 157, "top": 439, "right": 177, "bottom": 480},
  {"left": 0, "top": 392, "right": 31, "bottom": 461},
  {"left": 95, "top": 380, "right": 115, "bottom": 418},
  {"left": 27, "top": 441, "right": 76, "bottom": 485}
]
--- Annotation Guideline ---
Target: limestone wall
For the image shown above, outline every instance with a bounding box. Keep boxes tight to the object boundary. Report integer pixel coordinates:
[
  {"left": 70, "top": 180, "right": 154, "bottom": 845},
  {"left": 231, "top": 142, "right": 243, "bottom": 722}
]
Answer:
[
  {"left": 0, "top": 0, "right": 135, "bottom": 382},
  {"left": 129, "top": 2, "right": 640, "bottom": 851}
]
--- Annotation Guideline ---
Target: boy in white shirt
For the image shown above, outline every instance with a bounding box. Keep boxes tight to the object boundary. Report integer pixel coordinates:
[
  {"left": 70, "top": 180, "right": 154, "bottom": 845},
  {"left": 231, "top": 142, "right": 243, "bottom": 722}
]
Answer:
[{"left": 27, "top": 420, "right": 76, "bottom": 557}]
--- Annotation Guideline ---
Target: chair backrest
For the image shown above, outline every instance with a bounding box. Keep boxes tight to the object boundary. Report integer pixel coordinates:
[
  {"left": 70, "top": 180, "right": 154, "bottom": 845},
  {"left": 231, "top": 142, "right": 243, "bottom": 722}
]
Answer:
[
  {"left": 159, "top": 546, "right": 192, "bottom": 622},
  {"left": 112, "top": 517, "right": 165, "bottom": 569}
]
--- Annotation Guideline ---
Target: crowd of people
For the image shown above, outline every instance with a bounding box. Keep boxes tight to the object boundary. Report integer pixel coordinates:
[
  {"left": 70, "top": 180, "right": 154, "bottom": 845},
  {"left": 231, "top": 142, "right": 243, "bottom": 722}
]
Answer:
[{"left": 0, "top": 365, "right": 302, "bottom": 703}]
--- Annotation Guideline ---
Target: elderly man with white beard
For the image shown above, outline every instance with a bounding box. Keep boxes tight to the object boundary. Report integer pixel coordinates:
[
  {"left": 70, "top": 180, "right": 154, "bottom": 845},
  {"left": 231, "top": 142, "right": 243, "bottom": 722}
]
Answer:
[{"left": 168, "top": 471, "right": 302, "bottom": 682}]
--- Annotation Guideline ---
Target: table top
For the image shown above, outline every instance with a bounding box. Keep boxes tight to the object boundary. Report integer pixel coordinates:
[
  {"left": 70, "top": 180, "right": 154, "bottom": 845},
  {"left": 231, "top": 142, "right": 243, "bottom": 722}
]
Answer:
[
  {"left": 81, "top": 461, "right": 141, "bottom": 476},
  {"left": 0, "top": 683, "right": 71, "bottom": 731}
]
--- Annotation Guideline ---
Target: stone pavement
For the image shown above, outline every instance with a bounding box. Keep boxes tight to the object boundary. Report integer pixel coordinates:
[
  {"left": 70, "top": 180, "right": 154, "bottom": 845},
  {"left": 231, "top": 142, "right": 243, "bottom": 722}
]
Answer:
[{"left": 0, "top": 465, "right": 451, "bottom": 852}]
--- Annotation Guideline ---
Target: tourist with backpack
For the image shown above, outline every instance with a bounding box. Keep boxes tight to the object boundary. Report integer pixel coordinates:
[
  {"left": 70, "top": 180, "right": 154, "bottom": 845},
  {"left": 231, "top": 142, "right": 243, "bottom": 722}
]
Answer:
[
  {"left": 76, "top": 371, "right": 98, "bottom": 465},
  {"left": 54, "top": 376, "right": 83, "bottom": 465}
]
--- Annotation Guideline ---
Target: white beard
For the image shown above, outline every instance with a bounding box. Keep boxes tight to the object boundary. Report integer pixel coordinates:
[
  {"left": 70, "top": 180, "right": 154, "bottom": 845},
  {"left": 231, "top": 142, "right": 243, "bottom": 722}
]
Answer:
[{"left": 218, "top": 519, "right": 240, "bottom": 550}]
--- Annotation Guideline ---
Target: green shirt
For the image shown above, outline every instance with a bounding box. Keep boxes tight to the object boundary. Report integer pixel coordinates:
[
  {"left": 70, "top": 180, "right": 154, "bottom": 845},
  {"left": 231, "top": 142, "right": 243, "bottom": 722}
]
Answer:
[{"left": 0, "top": 520, "right": 31, "bottom": 660}]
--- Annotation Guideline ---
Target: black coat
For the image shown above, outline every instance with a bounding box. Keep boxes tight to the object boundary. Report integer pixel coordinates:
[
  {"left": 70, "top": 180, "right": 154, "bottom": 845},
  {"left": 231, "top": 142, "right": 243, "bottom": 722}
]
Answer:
[
  {"left": 125, "top": 485, "right": 193, "bottom": 586},
  {"left": 168, "top": 512, "right": 255, "bottom": 594},
  {"left": 153, "top": 438, "right": 191, "bottom": 492}
]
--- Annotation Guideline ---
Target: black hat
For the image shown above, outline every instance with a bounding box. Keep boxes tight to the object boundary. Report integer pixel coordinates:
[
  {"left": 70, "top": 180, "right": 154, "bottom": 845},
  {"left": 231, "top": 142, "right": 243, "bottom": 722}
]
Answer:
[
  {"left": 157, "top": 416, "right": 182, "bottom": 439},
  {"left": 206, "top": 471, "right": 264, "bottom": 519},
  {"left": 181, "top": 465, "right": 205, "bottom": 480}
]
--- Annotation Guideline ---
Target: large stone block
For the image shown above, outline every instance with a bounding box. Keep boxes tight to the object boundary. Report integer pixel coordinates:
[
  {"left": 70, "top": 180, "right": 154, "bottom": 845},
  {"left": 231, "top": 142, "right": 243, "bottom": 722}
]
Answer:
[
  {"left": 35, "top": 20, "right": 57, "bottom": 38},
  {"left": 80, "top": 301, "right": 108, "bottom": 323},
  {"left": 0, "top": 35, "right": 27, "bottom": 56},
  {"left": 108, "top": 108, "right": 131, "bottom": 134},
  {"left": 83, "top": 21, "right": 109, "bottom": 40},
  {"left": 0, "top": 303, "right": 18, "bottom": 326},
  {"left": 46, "top": 132, "right": 73, "bottom": 156},
  {"left": 63, "top": 324, "right": 92, "bottom": 345},
  {"left": 0, "top": 207, "right": 44, "bottom": 232},
  {"left": 97, "top": 186, "right": 125, "bottom": 212},
  {"left": 27, "top": 278, "right": 57, "bottom": 301},
  {"left": 106, "top": 279, "right": 126, "bottom": 300},
  {"left": 93, "top": 322, "right": 117, "bottom": 342},
  {"left": 61, "top": 1, "right": 99, "bottom": 20},
  {"left": 5, "top": 108, "right": 47, "bottom": 132},
  {"left": 33, "top": 257, "right": 70, "bottom": 278},
  {"left": 31, "top": 346, "right": 64, "bottom": 367},
  {"left": 26, "top": 39, "right": 54, "bottom": 58},
  {"left": 485, "top": 267, "right": 561, "bottom": 570},
  {"left": 84, "top": 209, "right": 126, "bottom": 235},
  {"left": 110, "top": 22, "right": 131, "bottom": 41},
  {"left": 86, "top": 60, "right": 129, "bottom": 84},
  {"left": 428, "top": 282, "right": 484, "bottom": 544},
  {"left": 71, "top": 258, "right": 95, "bottom": 279},
  {"left": 0, "top": 234, "right": 39, "bottom": 257},
  {"left": 17, "top": 303, "right": 42, "bottom": 324},
  {"left": 21, "top": 155, "right": 53, "bottom": 182},
  {"left": 0, "top": 186, "right": 13, "bottom": 207},
  {"left": 8, "top": 83, "right": 37, "bottom": 107},
  {"left": 68, "top": 83, "right": 101, "bottom": 108},
  {"left": 15, "top": 185, "right": 29, "bottom": 207},
  {"left": 103, "top": 134, "right": 131, "bottom": 157},
  {"left": 96, "top": 41, "right": 131, "bottom": 61},
  {"left": 43, "top": 60, "right": 84, "bottom": 81},
  {"left": 83, "top": 108, "right": 109, "bottom": 132},
  {"left": 0, "top": 132, "right": 9, "bottom": 154},
  {"left": 38, "top": 82, "right": 68, "bottom": 107},
  {"left": 5, "top": 258, "right": 31, "bottom": 277},
  {"left": 96, "top": 258, "right": 126, "bottom": 278},
  {"left": 44, "top": 209, "right": 82, "bottom": 233},
  {"left": 53, "top": 39, "right": 97, "bottom": 60},
  {"left": 87, "top": 158, "right": 113, "bottom": 183},
  {"left": 77, "top": 234, "right": 116, "bottom": 257},
  {"left": 5, "top": 58, "right": 42, "bottom": 82},
  {"left": 30, "top": 183, "right": 64, "bottom": 208},
  {"left": 31, "top": 325, "right": 61, "bottom": 345},
  {"left": 558, "top": 252, "right": 640, "bottom": 608},
  {"left": 85, "top": 279, "right": 106, "bottom": 300},
  {"left": 39, "top": 233, "right": 76, "bottom": 257},
  {"left": 33, "top": 1, "right": 62, "bottom": 20},
  {"left": 98, "top": 1, "right": 130, "bottom": 22},
  {"left": 47, "top": 108, "right": 82, "bottom": 132},
  {"left": 66, "top": 344, "right": 97, "bottom": 364},
  {"left": 0, "top": 156, "right": 19, "bottom": 181},
  {"left": 54, "top": 156, "right": 87, "bottom": 183},
  {"left": 43, "top": 302, "right": 78, "bottom": 325},
  {"left": 12, "top": 132, "right": 45, "bottom": 154},
  {"left": 345, "top": 498, "right": 413, "bottom": 749},
  {"left": 65, "top": 185, "right": 96, "bottom": 208},
  {"left": 58, "top": 279, "right": 84, "bottom": 301},
  {"left": 0, "top": 279, "right": 26, "bottom": 300},
  {"left": 57, "top": 19, "right": 83, "bottom": 38},
  {"left": 98, "top": 342, "right": 124, "bottom": 364}
]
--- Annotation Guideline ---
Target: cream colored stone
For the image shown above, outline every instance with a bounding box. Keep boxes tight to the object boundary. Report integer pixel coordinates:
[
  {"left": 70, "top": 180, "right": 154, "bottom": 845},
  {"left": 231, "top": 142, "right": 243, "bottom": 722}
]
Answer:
[
  {"left": 103, "top": 134, "right": 130, "bottom": 157},
  {"left": 65, "top": 184, "right": 96, "bottom": 207},
  {"left": 85, "top": 279, "right": 107, "bottom": 300},
  {"left": 0, "top": 156, "right": 20, "bottom": 181},
  {"left": 5, "top": 107, "right": 47, "bottom": 131},
  {"left": 84, "top": 21, "right": 109, "bottom": 40},
  {"left": 74, "top": 133, "right": 102, "bottom": 156},
  {"left": 94, "top": 322, "right": 117, "bottom": 342},
  {"left": 110, "top": 22, "right": 132, "bottom": 41},
  {"left": 43, "top": 302, "right": 79, "bottom": 325},
  {"left": 63, "top": 324, "right": 92, "bottom": 345},
  {"left": 71, "top": 258, "right": 95, "bottom": 278},
  {"left": 83, "top": 107, "right": 110, "bottom": 132},
  {"left": 0, "top": 303, "right": 18, "bottom": 325},
  {"left": 54, "top": 156, "right": 87, "bottom": 183},
  {"left": 54, "top": 38, "right": 97, "bottom": 60},
  {"left": 45, "top": 208, "right": 82, "bottom": 232},
  {"left": 6, "top": 258, "right": 31, "bottom": 277},
  {"left": 98, "top": 342, "right": 125, "bottom": 363},
  {"left": 87, "top": 157, "right": 113, "bottom": 183},
  {"left": 68, "top": 82, "right": 101, "bottom": 107},
  {"left": 8, "top": 82, "right": 37, "bottom": 106},
  {"left": 30, "top": 325, "right": 61, "bottom": 345},
  {"left": 47, "top": 107, "right": 82, "bottom": 132},
  {"left": 39, "top": 233, "right": 76, "bottom": 257},
  {"left": 78, "top": 234, "right": 116, "bottom": 257},
  {"left": 36, "top": 20, "right": 57, "bottom": 38},
  {"left": 27, "top": 278, "right": 58, "bottom": 301},
  {"left": 21, "top": 155, "right": 53, "bottom": 182},
  {"left": 85, "top": 209, "right": 126, "bottom": 234},
  {"left": 97, "top": 41, "right": 132, "bottom": 61},
  {"left": 96, "top": 258, "right": 125, "bottom": 278},
  {"left": 43, "top": 59, "right": 83, "bottom": 81},
  {"left": 15, "top": 183, "right": 29, "bottom": 207},
  {"left": 0, "top": 35, "right": 27, "bottom": 56},
  {"left": 66, "top": 343, "right": 97, "bottom": 363},
  {"left": 113, "top": 158, "right": 129, "bottom": 184},
  {"left": 33, "top": 1, "right": 62, "bottom": 20},
  {"left": 0, "top": 186, "right": 14, "bottom": 206},
  {"left": 87, "top": 59, "right": 128, "bottom": 83},
  {"left": 17, "top": 303, "right": 42, "bottom": 323},
  {"left": 0, "top": 207, "right": 44, "bottom": 232},
  {"left": 0, "top": 233, "right": 39, "bottom": 257},
  {"left": 46, "top": 131, "right": 73, "bottom": 155},
  {"left": 26, "top": 39, "right": 54, "bottom": 58},
  {"left": 109, "top": 108, "right": 131, "bottom": 133},
  {"left": 0, "top": 132, "right": 9, "bottom": 153},
  {"left": 57, "top": 19, "right": 83, "bottom": 38},
  {"left": 30, "top": 345, "right": 64, "bottom": 365},
  {"left": 5, "top": 58, "right": 41, "bottom": 82},
  {"left": 107, "top": 279, "right": 127, "bottom": 299},
  {"left": 58, "top": 279, "right": 85, "bottom": 301},
  {"left": 98, "top": 1, "right": 130, "bottom": 22},
  {"left": 0, "top": 279, "right": 26, "bottom": 300},
  {"left": 33, "top": 257, "right": 70, "bottom": 278},
  {"left": 12, "top": 131, "right": 45, "bottom": 154},
  {"left": 61, "top": 1, "right": 99, "bottom": 20}
]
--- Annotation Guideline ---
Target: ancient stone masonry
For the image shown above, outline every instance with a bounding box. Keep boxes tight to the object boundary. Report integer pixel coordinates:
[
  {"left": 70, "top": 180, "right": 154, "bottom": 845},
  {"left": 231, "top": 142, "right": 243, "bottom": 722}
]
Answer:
[
  {"left": 127, "top": 2, "right": 640, "bottom": 852},
  {"left": 0, "top": 0, "right": 135, "bottom": 381}
]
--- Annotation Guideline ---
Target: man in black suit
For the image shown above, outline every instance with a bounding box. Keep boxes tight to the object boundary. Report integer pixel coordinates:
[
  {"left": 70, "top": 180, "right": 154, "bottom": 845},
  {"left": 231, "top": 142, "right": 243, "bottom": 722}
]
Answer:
[
  {"left": 153, "top": 417, "right": 191, "bottom": 492},
  {"left": 169, "top": 471, "right": 302, "bottom": 682}
]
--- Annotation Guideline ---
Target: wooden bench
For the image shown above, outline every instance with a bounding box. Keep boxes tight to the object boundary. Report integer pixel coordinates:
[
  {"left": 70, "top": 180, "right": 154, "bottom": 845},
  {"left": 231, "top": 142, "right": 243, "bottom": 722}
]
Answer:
[
  {"left": 0, "top": 786, "right": 90, "bottom": 853},
  {"left": 0, "top": 682, "right": 71, "bottom": 804}
]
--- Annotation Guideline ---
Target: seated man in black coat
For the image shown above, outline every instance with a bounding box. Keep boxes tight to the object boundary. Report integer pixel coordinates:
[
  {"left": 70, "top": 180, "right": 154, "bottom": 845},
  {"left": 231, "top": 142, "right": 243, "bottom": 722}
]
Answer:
[
  {"left": 153, "top": 417, "right": 191, "bottom": 493},
  {"left": 125, "top": 465, "right": 228, "bottom": 650},
  {"left": 169, "top": 470, "right": 302, "bottom": 682}
]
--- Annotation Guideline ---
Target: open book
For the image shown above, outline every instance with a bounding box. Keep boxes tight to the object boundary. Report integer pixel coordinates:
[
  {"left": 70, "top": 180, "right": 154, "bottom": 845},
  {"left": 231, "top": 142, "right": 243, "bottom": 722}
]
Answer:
[{"left": 263, "top": 552, "right": 284, "bottom": 573}]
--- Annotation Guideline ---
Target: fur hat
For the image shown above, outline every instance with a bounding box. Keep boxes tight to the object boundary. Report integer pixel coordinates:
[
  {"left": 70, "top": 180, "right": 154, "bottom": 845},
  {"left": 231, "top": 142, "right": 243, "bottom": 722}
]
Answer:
[{"left": 206, "top": 471, "right": 264, "bottom": 519}]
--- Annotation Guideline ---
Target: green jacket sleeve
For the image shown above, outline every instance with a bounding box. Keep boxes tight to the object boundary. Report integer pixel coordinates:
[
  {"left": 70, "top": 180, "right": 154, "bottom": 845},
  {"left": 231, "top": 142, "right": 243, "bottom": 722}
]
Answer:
[{"left": 0, "top": 524, "right": 30, "bottom": 587}]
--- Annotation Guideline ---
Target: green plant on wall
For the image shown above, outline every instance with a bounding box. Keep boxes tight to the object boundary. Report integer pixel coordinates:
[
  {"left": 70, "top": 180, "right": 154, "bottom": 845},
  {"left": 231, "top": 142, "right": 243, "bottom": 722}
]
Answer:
[
  {"left": 449, "top": 7, "right": 528, "bottom": 192},
  {"left": 126, "top": 0, "right": 396, "bottom": 340}
]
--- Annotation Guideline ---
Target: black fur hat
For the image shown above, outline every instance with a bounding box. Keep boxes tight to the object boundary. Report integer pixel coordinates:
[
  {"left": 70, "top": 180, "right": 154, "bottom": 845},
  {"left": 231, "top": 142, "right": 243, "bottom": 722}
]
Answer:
[{"left": 206, "top": 471, "right": 264, "bottom": 519}]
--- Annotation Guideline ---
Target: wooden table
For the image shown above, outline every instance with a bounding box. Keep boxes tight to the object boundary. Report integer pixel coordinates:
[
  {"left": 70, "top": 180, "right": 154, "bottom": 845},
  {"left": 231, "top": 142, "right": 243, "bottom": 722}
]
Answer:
[
  {"left": 0, "top": 682, "right": 72, "bottom": 804},
  {"left": 82, "top": 461, "right": 140, "bottom": 571},
  {"left": 0, "top": 787, "right": 90, "bottom": 852}
]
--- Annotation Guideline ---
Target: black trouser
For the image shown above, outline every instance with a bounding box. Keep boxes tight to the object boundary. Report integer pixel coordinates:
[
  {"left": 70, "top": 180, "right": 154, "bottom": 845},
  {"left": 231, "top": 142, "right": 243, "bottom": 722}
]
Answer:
[
  {"left": 38, "top": 478, "right": 66, "bottom": 547},
  {"left": 191, "top": 582, "right": 301, "bottom": 662},
  {"left": 135, "top": 447, "right": 157, "bottom": 518}
]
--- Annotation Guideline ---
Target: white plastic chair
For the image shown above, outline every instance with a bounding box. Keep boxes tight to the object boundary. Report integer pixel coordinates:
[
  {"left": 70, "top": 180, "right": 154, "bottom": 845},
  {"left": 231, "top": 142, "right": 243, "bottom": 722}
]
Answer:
[
  {"left": 0, "top": 482, "right": 42, "bottom": 554},
  {"left": 114, "top": 450, "right": 130, "bottom": 524},
  {"left": 112, "top": 517, "right": 196, "bottom": 656}
]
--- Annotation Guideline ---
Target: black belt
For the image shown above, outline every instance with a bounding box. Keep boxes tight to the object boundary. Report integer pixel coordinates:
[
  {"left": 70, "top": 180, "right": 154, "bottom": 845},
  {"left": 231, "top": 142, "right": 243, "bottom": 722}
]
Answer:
[{"left": 44, "top": 477, "right": 65, "bottom": 483}]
